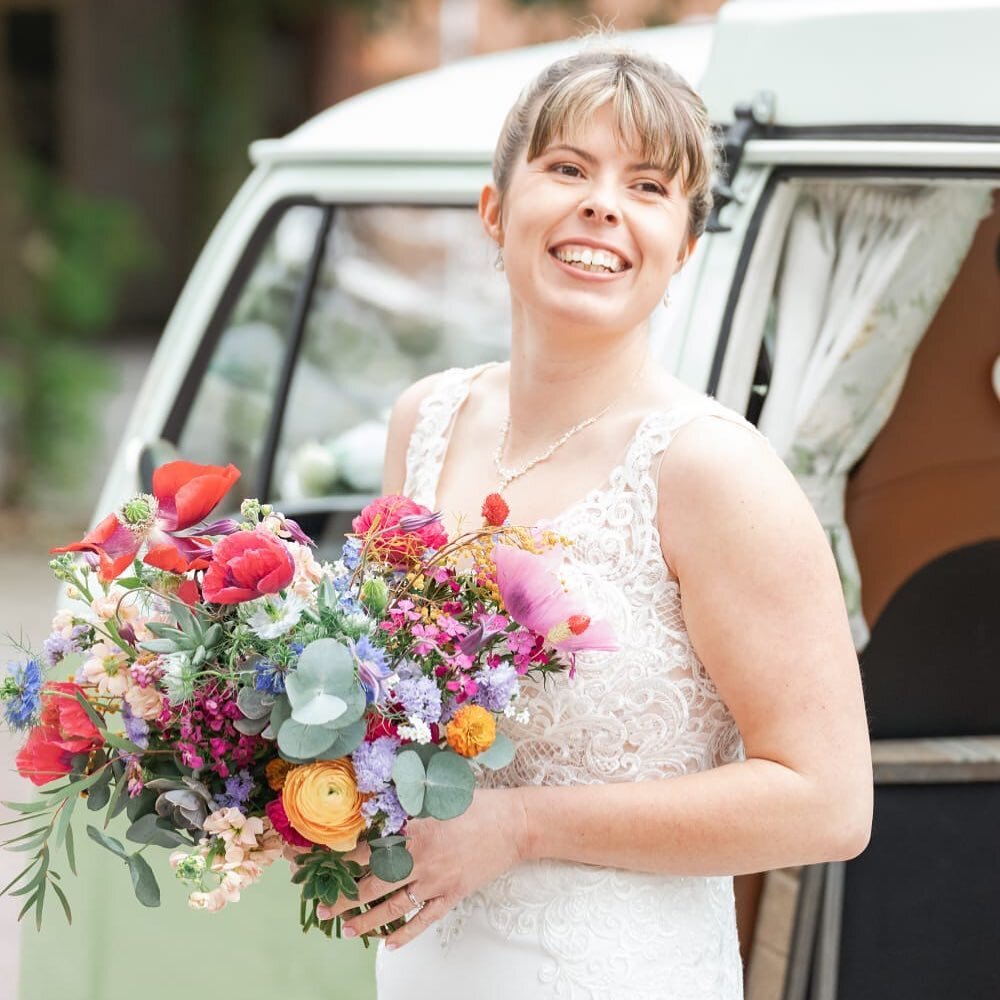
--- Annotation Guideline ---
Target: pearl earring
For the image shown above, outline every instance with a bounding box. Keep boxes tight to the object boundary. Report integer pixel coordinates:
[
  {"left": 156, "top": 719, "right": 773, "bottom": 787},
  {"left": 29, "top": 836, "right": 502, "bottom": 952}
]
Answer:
[
  {"left": 662, "top": 289, "right": 671, "bottom": 308},
  {"left": 494, "top": 246, "right": 505, "bottom": 272}
]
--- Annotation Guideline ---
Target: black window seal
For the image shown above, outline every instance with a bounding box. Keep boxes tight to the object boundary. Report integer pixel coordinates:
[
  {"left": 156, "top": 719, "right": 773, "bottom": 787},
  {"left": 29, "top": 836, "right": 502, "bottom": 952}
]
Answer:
[
  {"left": 256, "top": 205, "right": 335, "bottom": 500},
  {"left": 706, "top": 164, "right": 1000, "bottom": 416}
]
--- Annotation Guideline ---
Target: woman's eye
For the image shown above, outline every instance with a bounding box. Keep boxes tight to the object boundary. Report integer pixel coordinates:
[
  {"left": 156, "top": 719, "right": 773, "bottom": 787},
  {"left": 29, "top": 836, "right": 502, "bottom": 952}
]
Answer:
[
  {"left": 635, "top": 180, "right": 667, "bottom": 195},
  {"left": 553, "top": 163, "right": 583, "bottom": 178}
]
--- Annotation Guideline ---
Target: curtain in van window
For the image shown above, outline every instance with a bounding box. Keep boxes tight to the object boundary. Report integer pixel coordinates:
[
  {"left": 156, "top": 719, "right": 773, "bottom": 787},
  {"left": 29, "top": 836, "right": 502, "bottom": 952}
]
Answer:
[{"left": 758, "top": 181, "right": 992, "bottom": 648}]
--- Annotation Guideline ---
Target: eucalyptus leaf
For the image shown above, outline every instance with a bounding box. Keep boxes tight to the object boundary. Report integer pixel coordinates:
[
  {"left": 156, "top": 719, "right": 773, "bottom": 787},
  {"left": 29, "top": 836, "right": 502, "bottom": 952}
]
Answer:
[
  {"left": 86, "top": 825, "right": 127, "bottom": 859},
  {"left": 472, "top": 732, "right": 515, "bottom": 770},
  {"left": 316, "top": 718, "right": 366, "bottom": 760},
  {"left": 65, "top": 825, "right": 76, "bottom": 875},
  {"left": 126, "top": 813, "right": 190, "bottom": 848},
  {"left": 391, "top": 750, "right": 427, "bottom": 816},
  {"left": 1, "top": 799, "right": 53, "bottom": 815},
  {"left": 285, "top": 639, "right": 356, "bottom": 724},
  {"left": 277, "top": 718, "right": 338, "bottom": 760},
  {"left": 54, "top": 794, "right": 77, "bottom": 847},
  {"left": 236, "top": 686, "right": 275, "bottom": 720},
  {"left": 72, "top": 691, "right": 106, "bottom": 734},
  {"left": 324, "top": 684, "right": 367, "bottom": 729},
  {"left": 233, "top": 715, "right": 270, "bottom": 736},
  {"left": 102, "top": 731, "right": 142, "bottom": 754},
  {"left": 368, "top": 834, "right": 407, "bottom": 849},
  {"left": 422, "top": 751, "right": 475, "bottom": 821},
  {"left": 126, "top": 853, "right": 161, "bottom": 907},
  {"left": 51, "top": 880, "right": 72, "bottom": 924},
  {"left": 370, "top": 844, "right": 414, "bottom": 883},
  {"left": 125, "top": 788, "right": 157, "bottom": 823},
  {"left": 262, "top": 694, "right": 292, "bottom": 741},
  {"left": 290, "top": 692, "right": 348, "bottom": 726}
]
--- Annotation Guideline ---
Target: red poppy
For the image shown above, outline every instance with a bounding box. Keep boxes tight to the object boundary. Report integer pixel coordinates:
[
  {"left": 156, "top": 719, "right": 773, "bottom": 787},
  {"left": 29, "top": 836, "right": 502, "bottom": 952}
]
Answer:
[
  {"left": 201, "top": 529, "right": 295, "bottom": 604},
  {"left": 51, "top": 461, "right": 240, "bottom": 581}
]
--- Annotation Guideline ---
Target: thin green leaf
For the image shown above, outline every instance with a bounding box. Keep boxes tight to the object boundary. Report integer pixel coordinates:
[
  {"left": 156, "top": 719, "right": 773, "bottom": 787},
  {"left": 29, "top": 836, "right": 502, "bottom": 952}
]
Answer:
[
  {"left": 10, "top": 877, "right": 42, "bottom": 897},
  {"left": 102, "top": 732, "right": 142, "bottom": 754},
  {"left": 0, "top": 858, "right": 41, "bottom": 897},
  {"left": 7, "top": 835, "right": 49, "bottom": 853},
  {"left": 1, "top": 825, "right": 50, "bottom": 847},
  {"left": 34, "top": 879, "right": 46, "bottom": 930},
  {"left": 50, "top": 880, "right": 72, "bottom": 925},
  {"left": 64, "top": 824, "right": 76, "bottom": 876},
  {"left": 40, "top": 769, "right": 104, "bottom": 801},
  {"left": 104, "top": 773, "right": 128, "bottom": 824},
  {"left": 86, "top": 824, "right": 127, "bottom": 859},
  {"left": 53, "top": 795, "right": 76, "bottom": 848},
  {"left": 2, "top": 799, "right": 54, "bottom": 815},
  {"left": 17, "top": 891, "right": 37, "bottom": 922}
]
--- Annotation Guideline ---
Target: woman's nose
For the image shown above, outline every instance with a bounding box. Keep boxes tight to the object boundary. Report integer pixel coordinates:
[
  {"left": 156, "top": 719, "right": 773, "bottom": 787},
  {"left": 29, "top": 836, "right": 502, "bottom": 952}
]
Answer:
[{"left": 578, "top": 189, "right": 621, "bottom": 226}]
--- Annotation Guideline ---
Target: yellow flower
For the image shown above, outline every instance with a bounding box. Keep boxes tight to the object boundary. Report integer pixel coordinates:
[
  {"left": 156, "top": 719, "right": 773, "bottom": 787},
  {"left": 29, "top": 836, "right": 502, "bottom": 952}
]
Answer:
[
  {"left": 281, "top": 759, "right": 366, "bottom": 851},
  {"left": 446, "top": 705, "right": 496, "bottom": 758},
  {"left": 265, "top": 757, "right": 295, "bottom": 791}
]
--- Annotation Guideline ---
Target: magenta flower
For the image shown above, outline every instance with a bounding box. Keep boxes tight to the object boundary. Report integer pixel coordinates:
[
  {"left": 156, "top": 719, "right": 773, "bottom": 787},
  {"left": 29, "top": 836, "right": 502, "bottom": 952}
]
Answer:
[{"left": 493, "top": 545, "right": 618, "bottom": 653}]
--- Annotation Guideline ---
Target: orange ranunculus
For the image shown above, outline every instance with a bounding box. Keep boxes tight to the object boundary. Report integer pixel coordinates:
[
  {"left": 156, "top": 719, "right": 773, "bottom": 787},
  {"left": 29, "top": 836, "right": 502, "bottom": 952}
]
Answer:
[
  {"left": 265, "top": 757, "right": 295, "bottom": 791},
  {"left": 445, "top": 704, "right": 496, "bottom": 758},
  {"left": 281, "top": 759, "right": 366, "bottom": 852}
]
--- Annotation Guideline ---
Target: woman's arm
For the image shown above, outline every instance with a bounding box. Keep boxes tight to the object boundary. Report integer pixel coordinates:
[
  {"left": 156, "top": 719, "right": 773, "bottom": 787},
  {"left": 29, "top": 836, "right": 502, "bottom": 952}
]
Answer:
[
  {"left": 515, "top": 417, "right": 872, "bottom": 874},
  {"left": 339, "top": 417, "right": 872, "bottom": 945},
  {"left": 380, "top": 373, "right": 441, "bottom": 493}
]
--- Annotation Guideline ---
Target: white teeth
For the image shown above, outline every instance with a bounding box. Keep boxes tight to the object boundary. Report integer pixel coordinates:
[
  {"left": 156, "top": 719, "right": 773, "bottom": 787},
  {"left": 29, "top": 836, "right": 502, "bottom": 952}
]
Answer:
[{"left": 552, "top": 244, "right": 627, "bottom": 273}]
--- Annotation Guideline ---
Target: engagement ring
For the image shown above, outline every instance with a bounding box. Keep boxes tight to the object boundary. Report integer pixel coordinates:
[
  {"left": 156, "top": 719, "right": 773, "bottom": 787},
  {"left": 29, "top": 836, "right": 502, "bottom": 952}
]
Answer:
[{"left": 405, "top": 887, "right": 425, "bottom": 912}]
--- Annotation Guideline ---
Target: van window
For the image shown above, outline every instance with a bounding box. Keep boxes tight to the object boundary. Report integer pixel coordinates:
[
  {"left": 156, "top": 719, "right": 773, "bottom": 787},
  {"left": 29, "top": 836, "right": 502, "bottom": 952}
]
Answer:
[
  {"left": 271, "top": 205, "right": 510, "bottom": 504},
  {"left": 175, "top": 204, "right": 330, "bottom": 490}
]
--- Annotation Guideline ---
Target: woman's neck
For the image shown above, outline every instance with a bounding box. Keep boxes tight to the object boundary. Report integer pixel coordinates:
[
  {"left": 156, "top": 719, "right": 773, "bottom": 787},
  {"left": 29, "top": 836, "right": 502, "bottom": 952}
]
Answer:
[{"left": 505, "top": 314, "right": 651, "bottom": 450}]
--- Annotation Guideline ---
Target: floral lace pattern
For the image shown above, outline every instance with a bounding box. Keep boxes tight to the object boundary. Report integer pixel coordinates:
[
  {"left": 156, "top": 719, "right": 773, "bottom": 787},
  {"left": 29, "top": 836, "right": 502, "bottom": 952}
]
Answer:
[{"left": 396, "top": 367, "right": 750, "bottom": 999}]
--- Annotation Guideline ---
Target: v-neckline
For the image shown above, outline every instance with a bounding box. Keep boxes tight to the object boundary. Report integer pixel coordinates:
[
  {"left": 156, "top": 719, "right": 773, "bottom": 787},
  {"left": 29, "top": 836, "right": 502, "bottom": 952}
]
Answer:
[{"left": 427, "top": 365, "right": 704, "bottom": 531}]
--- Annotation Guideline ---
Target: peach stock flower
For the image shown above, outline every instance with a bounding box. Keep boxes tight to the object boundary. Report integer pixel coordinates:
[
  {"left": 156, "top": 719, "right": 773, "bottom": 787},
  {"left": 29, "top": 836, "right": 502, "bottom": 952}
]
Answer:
[
  {"left": 446, "top": 704, "right": 496, "bottom": 757},
  {"left": 281, "top": 759, "right": 366, "bottom": 851}
]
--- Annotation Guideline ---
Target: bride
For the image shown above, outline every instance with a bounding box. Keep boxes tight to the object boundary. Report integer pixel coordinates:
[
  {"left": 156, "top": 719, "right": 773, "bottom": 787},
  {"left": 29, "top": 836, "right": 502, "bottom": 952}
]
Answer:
[{"left": 329, "top": 46, "right": 872, "bottom": 999}]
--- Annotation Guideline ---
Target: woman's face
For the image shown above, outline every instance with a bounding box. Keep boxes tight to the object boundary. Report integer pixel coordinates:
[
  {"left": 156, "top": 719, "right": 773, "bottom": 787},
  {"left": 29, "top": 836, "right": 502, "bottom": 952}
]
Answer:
[{"left": 482, "top": 102, "right": 696, "bottom": 337}]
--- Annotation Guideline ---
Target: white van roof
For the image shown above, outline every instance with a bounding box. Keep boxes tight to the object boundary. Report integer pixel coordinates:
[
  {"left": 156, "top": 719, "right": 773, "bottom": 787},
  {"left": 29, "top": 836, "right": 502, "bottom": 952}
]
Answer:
[{"left": 250, "top": 0, "right": 1000, "bottom": 166}]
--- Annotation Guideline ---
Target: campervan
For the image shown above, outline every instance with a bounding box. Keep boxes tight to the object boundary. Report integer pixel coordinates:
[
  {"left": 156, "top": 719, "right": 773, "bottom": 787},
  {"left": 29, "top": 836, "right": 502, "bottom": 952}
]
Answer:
[{"left": 91, "top": 1, "right": 1000, "bottom": 996}]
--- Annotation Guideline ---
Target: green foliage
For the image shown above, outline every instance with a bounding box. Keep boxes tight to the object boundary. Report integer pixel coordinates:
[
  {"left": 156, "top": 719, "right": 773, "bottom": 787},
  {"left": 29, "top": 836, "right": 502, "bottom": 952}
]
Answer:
[
  {"left": 391, "top": 747, "right": 475, "bottom": 821},
  {"left": 368, "top": 835, "right": 413, "bottom": 883},
  {"left": 292, "top": 846, "right": 365, "bottom": 937},
  {"left": 473, "top": 731, "right": 515, "bottom": 770},
  {"left": 0, "top": 154, "right": 151, "bottom": 507}
]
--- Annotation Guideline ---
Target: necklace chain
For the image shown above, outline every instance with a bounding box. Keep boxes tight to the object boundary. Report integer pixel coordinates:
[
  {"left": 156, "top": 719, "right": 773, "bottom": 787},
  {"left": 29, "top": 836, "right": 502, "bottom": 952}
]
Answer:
[
  {"left": 492, "top": 364, "right": 643, "bottom": 494},
  {"left": 492, "top": 405, "right": 614, "bottom": 494}
]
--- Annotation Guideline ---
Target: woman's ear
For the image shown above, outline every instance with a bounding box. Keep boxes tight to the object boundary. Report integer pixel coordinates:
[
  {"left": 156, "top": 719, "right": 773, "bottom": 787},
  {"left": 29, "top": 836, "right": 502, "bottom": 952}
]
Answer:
[
  {"left": 676, "top": 234, "right": 698, "bottom": 272},
  {"left": 479, "top": 183, "right": 503, "bottom": 245}
]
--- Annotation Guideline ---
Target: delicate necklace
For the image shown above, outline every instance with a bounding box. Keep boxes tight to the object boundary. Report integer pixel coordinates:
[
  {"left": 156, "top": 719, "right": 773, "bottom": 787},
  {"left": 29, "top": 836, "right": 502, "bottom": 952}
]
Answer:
[{"left": 492, "top": 365, "right": 643, "bottom": 495}]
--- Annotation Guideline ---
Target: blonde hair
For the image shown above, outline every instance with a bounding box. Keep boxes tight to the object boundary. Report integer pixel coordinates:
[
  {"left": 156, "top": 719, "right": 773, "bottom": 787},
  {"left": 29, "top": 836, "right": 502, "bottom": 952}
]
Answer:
[{"left": 493, "top": 47, "right": 717, "bottom": 239}]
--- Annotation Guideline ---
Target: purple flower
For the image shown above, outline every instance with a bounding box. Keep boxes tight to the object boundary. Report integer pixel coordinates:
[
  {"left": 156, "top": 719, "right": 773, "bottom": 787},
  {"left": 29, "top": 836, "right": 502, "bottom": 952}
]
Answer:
[
  {"left": 42, "top": 624, "right": 88, "bottom": 668},
  {"left": 218, "top": 769, "right": 254, "bottom": 809},
  {"left": 351, "top": 735, "right": 400, "bottom": 793},
  {"left": 398, "top": 511, "right": 443, "bottom": 533},
  {"left": 361, "top": 786, "right": 407, "bottom": 834},
  {"left": 341, "top": 536, "right": 361, "bottom": 572},
  {"left": 472, "top": 662, "right": 518, "bottom": 713},
  {"left": 393, "top": 674, "right": 442, "bottom": 725},
  {"left": 350, "top": 635, "right": 391, "bottom": 705},
  {"left": 1, "top": 660, "right": 43, "bottom": 731},
  {"left": 121, "top": 702, "right": 150, "bottom": 749}
]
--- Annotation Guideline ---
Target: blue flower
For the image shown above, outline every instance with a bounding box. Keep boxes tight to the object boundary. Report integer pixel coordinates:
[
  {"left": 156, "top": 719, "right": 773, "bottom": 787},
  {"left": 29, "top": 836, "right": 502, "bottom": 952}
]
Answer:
[
  {"left": 255, "top": 658, "right": 286, "bottom": 694},
  {"left": 42, "top": 625, "right": 87, "bottom": 668},
  {"left": 1, "top": 660, "right": 43, "bottom": 731},
  {"left": 351, "top": 735, "right": 400, "bottom": 793},
  {"left": 218, "top": 769, "right": 254, "bottom": 810},
  {"left": 341, "top": 537, "right": 361, "bottom": 572}
]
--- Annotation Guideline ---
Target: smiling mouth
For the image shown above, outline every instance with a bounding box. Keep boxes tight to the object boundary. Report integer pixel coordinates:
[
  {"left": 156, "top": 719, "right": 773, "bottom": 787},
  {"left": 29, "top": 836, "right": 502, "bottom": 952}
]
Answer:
[{"left": 550, "top": 244, "right": 629, "bottom": 274}]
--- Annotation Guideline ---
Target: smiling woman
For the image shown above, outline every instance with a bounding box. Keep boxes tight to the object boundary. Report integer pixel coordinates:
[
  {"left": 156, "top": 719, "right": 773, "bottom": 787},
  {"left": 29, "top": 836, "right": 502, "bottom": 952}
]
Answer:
[{"left": 328, "top": 45, "right": 872, "bottom": 1000}]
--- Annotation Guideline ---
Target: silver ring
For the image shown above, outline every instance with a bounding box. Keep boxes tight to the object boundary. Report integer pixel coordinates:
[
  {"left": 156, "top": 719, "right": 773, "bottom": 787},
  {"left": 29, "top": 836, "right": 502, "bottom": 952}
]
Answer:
[{"left": 404, "top": 886, "right": 425, "bottom": 912}]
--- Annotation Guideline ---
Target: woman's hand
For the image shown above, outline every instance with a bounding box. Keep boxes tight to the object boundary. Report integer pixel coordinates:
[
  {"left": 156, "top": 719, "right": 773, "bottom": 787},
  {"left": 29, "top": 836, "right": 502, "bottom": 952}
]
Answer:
[{"left": 323, "top": 787, "right": 529, "bottom": 950}]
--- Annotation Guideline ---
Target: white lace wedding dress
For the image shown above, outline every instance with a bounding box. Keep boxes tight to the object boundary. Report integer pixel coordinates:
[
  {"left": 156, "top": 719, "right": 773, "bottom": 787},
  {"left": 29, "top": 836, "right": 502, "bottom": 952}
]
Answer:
[{"left": 378, "top": 365, "right": 747, "bottom": 1000}]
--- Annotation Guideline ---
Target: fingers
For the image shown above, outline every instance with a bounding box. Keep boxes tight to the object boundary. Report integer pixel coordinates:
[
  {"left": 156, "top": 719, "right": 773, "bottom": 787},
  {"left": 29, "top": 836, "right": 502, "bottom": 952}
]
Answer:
[
  {"left": 343, "top": 886, "right": 427, "bottom": 939},
  {"left": 321, "top": 870, "right": 400, "bottom": 920},
  {"left": 382, "top": 894, "right": 450, "bottom": 950}
]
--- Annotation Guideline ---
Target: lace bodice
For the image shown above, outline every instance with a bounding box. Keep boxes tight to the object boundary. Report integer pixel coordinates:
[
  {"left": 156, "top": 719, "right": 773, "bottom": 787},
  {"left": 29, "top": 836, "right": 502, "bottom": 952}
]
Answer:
[{"left": 390, "top": 365, "right": 748, "bottom": 1000}]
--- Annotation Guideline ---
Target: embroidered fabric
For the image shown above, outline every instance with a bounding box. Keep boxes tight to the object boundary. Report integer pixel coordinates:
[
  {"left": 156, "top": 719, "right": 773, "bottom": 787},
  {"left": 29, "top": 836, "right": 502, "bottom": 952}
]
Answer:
[{"left": 384, "top": 366, "right": 751, "bottom": 1000}]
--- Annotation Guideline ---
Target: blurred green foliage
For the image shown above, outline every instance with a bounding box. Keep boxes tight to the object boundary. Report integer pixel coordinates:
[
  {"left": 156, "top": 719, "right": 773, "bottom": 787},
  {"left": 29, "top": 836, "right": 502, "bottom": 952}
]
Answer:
[{"left": 0, "top": 157, "right": 151, "bottom": 508}]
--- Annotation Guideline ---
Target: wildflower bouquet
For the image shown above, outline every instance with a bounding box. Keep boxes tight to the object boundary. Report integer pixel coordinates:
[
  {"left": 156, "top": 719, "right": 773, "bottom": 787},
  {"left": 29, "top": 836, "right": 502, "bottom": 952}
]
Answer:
[{"left": 1, "top": 461, "right": 615, "bottom": 935}]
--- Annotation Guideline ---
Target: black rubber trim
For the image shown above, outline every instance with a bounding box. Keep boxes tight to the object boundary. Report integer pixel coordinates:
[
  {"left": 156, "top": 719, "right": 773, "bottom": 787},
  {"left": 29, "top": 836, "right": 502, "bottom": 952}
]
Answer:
[
  {"left": 256, "top": 205, "right": 335, "bottom": 500},
  {"left": 706, "top": 164, "right": 1000, "bottom": 410},
  {"left": 750, "top": 123, "right": 1000, "bottom": 144}
]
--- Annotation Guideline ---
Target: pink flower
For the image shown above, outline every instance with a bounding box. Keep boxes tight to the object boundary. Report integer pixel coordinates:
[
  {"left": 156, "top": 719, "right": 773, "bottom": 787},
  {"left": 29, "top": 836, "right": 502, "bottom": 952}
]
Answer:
[
  {"left": 265, "top": 796, "right": 314, "bottom": 849},
  {"left": 493, "top": 545, "right": 618, "bottom": 654},
  {"left": 202, "top": 529, "right": 295, "bottom": 604},
  {"left": 352, "top": 495, "right": 448, "bottom": 567}
]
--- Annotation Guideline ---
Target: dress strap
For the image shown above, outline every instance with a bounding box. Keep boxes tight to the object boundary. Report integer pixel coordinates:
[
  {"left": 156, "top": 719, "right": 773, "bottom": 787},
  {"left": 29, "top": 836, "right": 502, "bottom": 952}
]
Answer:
[{"left": 403, "top": 363, "right": 497, "bottom": 508}]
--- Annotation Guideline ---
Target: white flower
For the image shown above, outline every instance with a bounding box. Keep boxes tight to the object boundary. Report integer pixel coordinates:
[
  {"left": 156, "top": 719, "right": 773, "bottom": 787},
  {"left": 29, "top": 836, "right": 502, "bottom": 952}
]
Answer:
[
  {"left": 397, "top": 717, "right": 433, "bottom": 744},
  {"left": 245, "top": 593, "right": 307, "bottom": 639},
  {"left": 330, "top": 559, "right": 350, "bottom": 580}
]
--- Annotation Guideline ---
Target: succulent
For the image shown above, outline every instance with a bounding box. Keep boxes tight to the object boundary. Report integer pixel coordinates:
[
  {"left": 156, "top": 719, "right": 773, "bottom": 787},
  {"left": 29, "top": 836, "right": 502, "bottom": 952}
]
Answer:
[
  {"left": 146, "top": 776, "right": 217, "bottom": 833},
  {"left": 139, "top": 599, "right": 224, "bottom": 668}
]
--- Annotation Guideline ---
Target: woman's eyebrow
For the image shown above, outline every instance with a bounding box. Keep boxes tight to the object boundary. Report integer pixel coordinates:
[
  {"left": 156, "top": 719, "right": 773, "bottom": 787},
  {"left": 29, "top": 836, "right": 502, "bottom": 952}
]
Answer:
[{"left": 543, "top": 143, "right": 597, "bottom": 165}]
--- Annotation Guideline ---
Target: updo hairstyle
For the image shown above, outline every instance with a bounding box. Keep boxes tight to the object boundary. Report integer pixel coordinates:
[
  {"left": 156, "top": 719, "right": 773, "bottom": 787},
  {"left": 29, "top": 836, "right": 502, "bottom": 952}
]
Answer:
[{"left": 492, "top": 47, "right": 717, "bottom": 241}]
